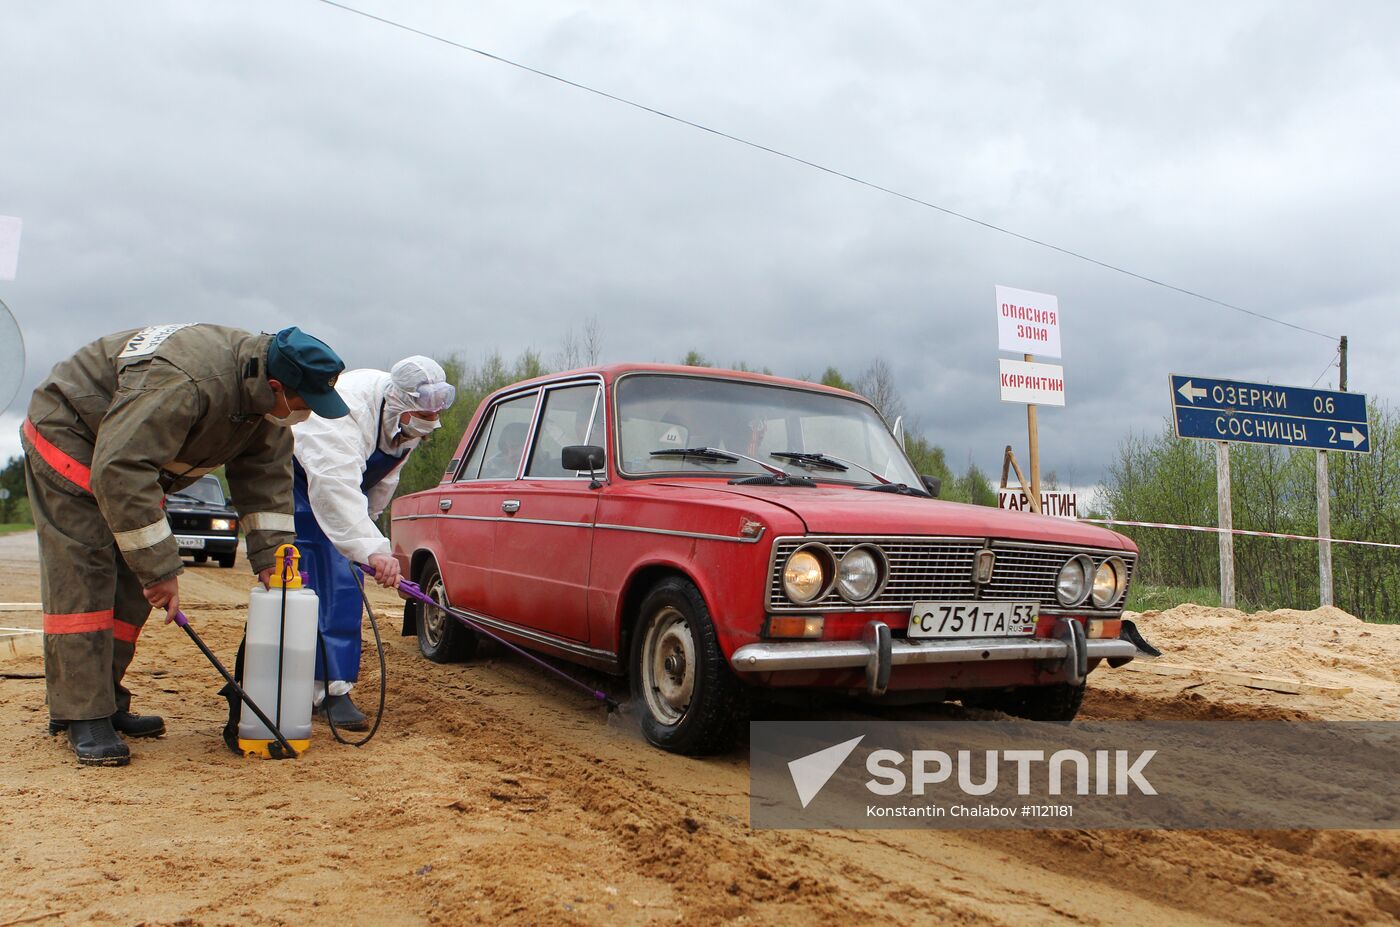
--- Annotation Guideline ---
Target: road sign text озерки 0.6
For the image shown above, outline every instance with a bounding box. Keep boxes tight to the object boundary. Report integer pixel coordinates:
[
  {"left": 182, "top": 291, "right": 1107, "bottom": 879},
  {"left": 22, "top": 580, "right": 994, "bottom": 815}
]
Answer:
[{"left": 1170, "top": 374, "right": 1370, "bottom": 453}]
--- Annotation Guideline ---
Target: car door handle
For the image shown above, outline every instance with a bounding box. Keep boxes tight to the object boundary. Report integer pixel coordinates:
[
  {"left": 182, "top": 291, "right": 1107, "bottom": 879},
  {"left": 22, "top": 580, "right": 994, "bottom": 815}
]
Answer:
[
  {"left": 439, "top": 498, "right": 453, "bottom": 511},
  {"left": 501, "top": 500, "right": 521, "bottom": 514}
]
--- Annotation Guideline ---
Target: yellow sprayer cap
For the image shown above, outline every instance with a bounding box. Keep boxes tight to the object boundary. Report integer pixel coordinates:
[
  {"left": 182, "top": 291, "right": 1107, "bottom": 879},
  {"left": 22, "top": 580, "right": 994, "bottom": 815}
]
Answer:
[{"left": 271, "top": 544, "right": 302, "bottom": 589}]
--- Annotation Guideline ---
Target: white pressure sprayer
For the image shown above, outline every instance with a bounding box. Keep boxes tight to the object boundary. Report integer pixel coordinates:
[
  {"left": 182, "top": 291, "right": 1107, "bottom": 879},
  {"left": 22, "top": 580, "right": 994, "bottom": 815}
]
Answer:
[{"left": 238, "top": 544, "right": 319, "bottom": 758}]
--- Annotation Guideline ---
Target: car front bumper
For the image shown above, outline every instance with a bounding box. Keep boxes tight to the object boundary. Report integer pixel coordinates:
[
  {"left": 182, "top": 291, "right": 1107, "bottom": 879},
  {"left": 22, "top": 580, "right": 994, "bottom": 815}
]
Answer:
[{"left": 729, "top": 618, "right": 1138, "bottom": 696}]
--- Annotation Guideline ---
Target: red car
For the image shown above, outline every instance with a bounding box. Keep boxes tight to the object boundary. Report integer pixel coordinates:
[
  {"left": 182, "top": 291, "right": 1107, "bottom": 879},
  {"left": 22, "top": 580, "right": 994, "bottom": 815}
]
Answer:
[{"left": 391, "top": 365, "right": 1141, "bottom": 754}]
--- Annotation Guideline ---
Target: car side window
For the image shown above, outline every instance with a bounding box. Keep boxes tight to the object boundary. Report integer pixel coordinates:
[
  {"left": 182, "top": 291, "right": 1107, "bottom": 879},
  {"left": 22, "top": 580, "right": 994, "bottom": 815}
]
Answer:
[
  {"left": 460, "top": 392, "right": 539, "bottom": 481},
  {"left": 526, "top": 384, "right": 602, "bottom": 478}
]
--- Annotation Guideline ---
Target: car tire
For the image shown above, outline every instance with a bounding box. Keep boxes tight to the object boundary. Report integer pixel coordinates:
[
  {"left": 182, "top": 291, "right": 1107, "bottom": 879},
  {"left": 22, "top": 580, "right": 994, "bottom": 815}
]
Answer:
[
  {"left": 216, "top": 553, "right": 236, "bottom": 569},
  {"left": 415, "top": 560, "right": 477, "bottom": 664},
  {"left": 629, "top": 577, "right": 748, "bottom": 755},
  {"left": 193, "top": 552, "right": 208, "bottom": 564},
  {"left": 967, "top": 682, "right": 1086, "bottom": 723}
]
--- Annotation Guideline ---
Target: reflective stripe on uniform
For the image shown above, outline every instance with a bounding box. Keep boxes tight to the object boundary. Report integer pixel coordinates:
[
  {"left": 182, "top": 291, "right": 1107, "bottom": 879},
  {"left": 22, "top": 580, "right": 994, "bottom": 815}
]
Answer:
[
  {"left": 243, "top": 512, "right": 295, "bottom": 533},
  {"left": 22, "top": 419, "right": 93, "bottom": 493},
  {"left": 113, "top": 622, "right": 142, "bottom": 645},
  {"left": 113, "top": 518, "right": 174, "bottom": 552},
  {"left": 44, "top": 609, "right": 115, "bottom": 635}
]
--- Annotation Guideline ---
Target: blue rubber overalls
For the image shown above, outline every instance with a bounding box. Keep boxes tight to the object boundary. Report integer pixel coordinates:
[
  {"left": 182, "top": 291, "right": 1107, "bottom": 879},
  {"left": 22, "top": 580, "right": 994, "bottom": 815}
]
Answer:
[{"left": 292, "top": 445, "right": 407, "bottom": 686}]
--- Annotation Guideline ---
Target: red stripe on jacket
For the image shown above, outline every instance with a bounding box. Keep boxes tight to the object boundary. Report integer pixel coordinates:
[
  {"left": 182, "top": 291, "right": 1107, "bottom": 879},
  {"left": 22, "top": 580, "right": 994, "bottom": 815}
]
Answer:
[{"left": 23, "top": 418, "right": 93, "bottom": 493}]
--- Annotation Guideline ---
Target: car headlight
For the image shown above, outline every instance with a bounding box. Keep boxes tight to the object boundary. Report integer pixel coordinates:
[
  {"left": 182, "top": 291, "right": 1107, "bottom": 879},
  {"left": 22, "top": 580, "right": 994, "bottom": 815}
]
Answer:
[
  {"left": 836, "top": 545, "right": 885, "bottom": 603},
  {"left": 210, "top": 518, "right": 236, "bottom": 532},
  {"left": 1056, "top": 555, "right": 1094, "bottom": 607},
  {"left": 1091, "top": 557, "right": 1127, "bottom": 608},
  {"left": 783, "top": 545, "right": 833, "bottom": 604}
]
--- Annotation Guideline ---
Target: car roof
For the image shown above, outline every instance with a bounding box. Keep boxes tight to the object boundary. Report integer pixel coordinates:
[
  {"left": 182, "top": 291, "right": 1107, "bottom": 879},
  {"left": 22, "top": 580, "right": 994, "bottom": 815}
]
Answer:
[{"left": 491, "top": 363, "right": 869, "bottom": 403}]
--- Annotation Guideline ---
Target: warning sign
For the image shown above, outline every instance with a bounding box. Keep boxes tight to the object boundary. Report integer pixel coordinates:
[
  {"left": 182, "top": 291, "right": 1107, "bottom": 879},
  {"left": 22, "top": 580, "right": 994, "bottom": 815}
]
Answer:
[
  {"left": 999, "top": 358, "right": 1065, "bottom": 407},
  {"left": 996, "top": 285, "right": 1061, "bottom": 358},
  {"left": 998, "top": 490, "right": 1079, "bottom": 519}
]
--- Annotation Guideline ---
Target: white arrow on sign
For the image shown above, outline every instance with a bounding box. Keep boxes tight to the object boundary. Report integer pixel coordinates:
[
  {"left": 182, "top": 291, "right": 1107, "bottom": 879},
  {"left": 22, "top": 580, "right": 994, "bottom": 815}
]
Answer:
[
  {"left": 1340, "top": 427, "right": 1366, "bottom": 448},
  {"left": 1177, "top": 380, "right": 1207, "bottom": 404}
]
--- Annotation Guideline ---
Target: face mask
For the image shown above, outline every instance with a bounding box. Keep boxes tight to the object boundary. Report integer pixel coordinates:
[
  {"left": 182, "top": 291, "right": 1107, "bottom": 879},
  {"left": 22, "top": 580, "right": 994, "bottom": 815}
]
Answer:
[
  {"left": 398, "top": 415, "right": 439, "bottom": 439},
  {"left": 265, "top": 393, "right": 313, "bottom": 427},
  {"left": 265, "top": 408, "right": 312, "bottom": 427}
]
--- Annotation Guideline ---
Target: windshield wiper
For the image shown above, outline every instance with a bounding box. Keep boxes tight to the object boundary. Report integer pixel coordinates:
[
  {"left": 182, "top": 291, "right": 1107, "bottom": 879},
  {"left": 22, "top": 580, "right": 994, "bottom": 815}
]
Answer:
[
  {"left": 652, "top": 446, "right": 791, "bottom": 478},
  {"left": 770, "top": 450, "right": 848, "bottom": 472},
  {"left": 652, "top": 446, "right": 811, "bottom": 485},
  {"left": 773, "top": 450, "right": 892, "bottom": 485},
  {"left": 650, "top": 446, "right": 741, "bottom": 464}
]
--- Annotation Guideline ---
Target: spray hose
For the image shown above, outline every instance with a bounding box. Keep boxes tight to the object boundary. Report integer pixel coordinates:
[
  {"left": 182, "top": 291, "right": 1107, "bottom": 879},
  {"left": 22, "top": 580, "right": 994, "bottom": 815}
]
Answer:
[
  {"left": 356, "top": 563, "right": 618, "bottom": 711},
  {"left": 317, "top": 561, "right": 387, "bottom": 747}
]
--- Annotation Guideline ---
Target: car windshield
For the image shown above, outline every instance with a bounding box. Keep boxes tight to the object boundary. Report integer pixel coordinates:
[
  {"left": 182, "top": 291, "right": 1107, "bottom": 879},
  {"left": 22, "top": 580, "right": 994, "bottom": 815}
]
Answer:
[
  {"left": 169, "top": 476, "right": 225, "bottom": 506},
  {"left": 615, "top": 374, "right": 923, "bottom": 486}
]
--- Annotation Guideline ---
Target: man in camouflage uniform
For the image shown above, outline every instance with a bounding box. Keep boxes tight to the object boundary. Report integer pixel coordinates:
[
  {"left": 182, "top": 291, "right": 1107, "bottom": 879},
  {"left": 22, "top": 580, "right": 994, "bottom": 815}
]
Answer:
[{"left": 21, "top": 324, "right": 350, "bottom": 766}]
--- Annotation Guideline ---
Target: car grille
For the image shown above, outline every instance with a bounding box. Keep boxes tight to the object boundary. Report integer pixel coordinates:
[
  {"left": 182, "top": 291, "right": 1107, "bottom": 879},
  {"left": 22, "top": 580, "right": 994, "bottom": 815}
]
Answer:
[
  {"left": 766, "top": 536, "right": 1135, "bottom": 614},
  {"left": 168, "top": 514, "right": 209, "bottom": 531}
]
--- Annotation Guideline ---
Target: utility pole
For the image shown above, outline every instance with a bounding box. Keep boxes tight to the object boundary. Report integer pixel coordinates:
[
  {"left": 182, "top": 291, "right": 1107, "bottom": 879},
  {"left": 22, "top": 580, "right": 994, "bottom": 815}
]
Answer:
[{"left": 1318, "top": 335, "right": 1348, "bottom": 608}]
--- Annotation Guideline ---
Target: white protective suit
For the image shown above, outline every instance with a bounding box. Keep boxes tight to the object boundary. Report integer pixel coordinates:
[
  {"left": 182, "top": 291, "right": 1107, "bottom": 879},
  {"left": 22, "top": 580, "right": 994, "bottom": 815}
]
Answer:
[{"left": 291, "top": 368, "right": 424, "bottom": 563}]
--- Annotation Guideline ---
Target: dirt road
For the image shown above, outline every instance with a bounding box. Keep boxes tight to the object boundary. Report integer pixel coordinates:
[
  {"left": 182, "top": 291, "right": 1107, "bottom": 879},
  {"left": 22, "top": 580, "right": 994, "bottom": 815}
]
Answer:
[{"left": 2, "top": 531, "right": 1397, "bottom": 926}]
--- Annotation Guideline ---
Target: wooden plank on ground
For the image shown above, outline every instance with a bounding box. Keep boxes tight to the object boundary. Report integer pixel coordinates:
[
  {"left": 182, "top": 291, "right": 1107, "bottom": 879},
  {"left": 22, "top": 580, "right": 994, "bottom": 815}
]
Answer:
[
  {"left": 0, "top": 603, "right": 43, "bottom": 612},
  {"left": 1122, "top": 660, "right": 1352, "bottom": 697},
  {"left": 1, "top": 629, "right": 43, "bottom": 660}
]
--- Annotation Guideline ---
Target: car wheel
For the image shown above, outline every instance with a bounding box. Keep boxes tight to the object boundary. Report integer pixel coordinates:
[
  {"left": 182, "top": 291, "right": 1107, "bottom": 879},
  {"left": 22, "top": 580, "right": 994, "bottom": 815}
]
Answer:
[
  {"left": 216, "top": 553, "right": 236, "bottom": 569},
  {"left": 415, "top": 561, "right": 477, "bottom": 663},
  {"left": 193, "top": 552, "right": 208, "bottom": 564},
  {"left": 629, "top": 577, "right": 747, "bottom": 755},
  {"left": 967, "top": 682, "right": 1086, "bottom": 722}
]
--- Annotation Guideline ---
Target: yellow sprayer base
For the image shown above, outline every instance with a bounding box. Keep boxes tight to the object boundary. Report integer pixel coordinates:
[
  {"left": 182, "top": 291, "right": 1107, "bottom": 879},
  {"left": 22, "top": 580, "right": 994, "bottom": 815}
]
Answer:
[{"left": 239, "top": 738, "right": 309, "bottom": 759}]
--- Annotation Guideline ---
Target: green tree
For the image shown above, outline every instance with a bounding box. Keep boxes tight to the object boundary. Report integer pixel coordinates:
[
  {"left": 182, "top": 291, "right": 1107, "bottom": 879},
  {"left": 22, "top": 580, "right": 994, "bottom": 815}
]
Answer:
[{"left": 0, "top": 455, "right": 28, "bottom": 524}]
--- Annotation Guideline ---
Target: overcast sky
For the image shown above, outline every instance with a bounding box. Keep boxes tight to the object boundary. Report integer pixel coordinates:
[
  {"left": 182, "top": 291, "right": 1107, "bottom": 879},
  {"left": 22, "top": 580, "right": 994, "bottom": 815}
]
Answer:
[{"left": 2, "top": 1, "right": 1397, "bottom": 487}]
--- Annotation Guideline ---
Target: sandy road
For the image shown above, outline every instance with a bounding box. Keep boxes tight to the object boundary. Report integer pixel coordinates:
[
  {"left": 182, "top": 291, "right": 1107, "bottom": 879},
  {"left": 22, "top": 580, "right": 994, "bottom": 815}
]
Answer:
[{"left": 1, "top": 531, "right": 1396, "bottom": 926}]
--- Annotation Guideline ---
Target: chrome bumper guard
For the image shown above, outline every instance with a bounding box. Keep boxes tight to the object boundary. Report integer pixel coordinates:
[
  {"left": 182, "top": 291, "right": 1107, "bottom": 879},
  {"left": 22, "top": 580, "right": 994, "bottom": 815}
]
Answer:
[{"left": 729, "top": 619, "right": 1137, "bottom": 697}]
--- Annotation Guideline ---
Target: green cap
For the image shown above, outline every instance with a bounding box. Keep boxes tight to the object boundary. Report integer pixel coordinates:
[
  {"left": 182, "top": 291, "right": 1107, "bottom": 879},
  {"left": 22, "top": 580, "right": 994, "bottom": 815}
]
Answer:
[{"left": 265, "top": 327, "right": 349, "bottom": 419}]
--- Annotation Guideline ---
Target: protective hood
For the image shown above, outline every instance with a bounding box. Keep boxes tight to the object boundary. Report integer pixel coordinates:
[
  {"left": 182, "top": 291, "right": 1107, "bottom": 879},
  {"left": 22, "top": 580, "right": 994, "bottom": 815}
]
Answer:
[{"left": 381, "top": 356, "right": 451, "bottom": 450}]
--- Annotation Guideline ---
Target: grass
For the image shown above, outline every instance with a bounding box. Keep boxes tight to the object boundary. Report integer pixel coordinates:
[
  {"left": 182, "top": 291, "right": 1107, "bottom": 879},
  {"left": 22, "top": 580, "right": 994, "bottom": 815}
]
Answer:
[
  {"left": 1125, "top": 584, "right": 1227, "bottom": 613},
  {"left": 0, "top": 523, "right": 34, "bottom": 537}
]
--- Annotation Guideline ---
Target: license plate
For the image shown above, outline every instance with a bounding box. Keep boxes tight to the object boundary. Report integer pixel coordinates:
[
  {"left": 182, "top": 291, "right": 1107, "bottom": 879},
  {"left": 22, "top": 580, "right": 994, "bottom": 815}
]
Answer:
[
  {"left": 908, "top": 601, "right": 1038, "bottom": 638},
  {"left": 176, "top": 537, "right": 205, "bottom": 550}
]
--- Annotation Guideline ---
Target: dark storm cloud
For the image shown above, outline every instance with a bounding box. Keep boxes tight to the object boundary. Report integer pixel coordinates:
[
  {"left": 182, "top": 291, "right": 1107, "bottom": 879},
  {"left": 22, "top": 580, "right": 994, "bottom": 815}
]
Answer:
[{"left": 2, "top": 1, "right": 1397, "bottom": 486}]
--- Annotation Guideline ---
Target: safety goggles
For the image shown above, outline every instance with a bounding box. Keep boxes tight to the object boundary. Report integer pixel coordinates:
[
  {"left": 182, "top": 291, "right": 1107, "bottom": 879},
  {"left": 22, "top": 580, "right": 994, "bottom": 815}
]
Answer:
[{"left": 409, "top": 380, "right": 456, "bottom": 413}]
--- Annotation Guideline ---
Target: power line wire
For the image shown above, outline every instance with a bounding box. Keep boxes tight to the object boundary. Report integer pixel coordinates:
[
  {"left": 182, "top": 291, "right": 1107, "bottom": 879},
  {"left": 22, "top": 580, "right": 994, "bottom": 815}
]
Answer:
[
  {"left": 313, "top": 0, "right": 1340, "bottom": 343},
  {"left": 1311, "top": 349, "right": 1340, "bottom": 388}
]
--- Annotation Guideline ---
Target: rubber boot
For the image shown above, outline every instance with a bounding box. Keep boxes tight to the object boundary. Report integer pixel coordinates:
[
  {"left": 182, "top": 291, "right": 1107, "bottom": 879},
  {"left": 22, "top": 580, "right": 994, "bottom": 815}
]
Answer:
[
  {"left": 111, "top": 711, "right": 166, "bottom": 738},
  {"left": 67, "top": 718, "right": 131, "bottom": 767},
  {"left": 49, "top": 711, "right": 166, "bottom": 738},
  {"left": 321, "top": 693, "right": 369, "bottom": 732}
]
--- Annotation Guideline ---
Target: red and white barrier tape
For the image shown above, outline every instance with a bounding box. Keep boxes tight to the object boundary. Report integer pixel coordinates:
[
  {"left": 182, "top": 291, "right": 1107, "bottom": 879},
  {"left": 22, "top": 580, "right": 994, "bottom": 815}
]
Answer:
[{"left": 1079, "top": 518, "right": 1400, "bottom": 551}]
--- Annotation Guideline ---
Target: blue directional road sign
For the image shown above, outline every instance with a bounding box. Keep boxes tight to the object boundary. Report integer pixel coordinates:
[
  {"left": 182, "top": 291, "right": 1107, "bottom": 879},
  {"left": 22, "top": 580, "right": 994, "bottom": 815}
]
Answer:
[{"left": 1170, "top": 374, "right": 1370, "bottom": 453}]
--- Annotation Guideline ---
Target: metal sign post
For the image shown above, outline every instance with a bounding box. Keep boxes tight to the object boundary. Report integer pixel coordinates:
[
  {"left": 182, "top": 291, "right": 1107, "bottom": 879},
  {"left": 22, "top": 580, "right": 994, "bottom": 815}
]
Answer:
[{"left": 1216, "top": 442, "right": 1235, "bottom": 608}]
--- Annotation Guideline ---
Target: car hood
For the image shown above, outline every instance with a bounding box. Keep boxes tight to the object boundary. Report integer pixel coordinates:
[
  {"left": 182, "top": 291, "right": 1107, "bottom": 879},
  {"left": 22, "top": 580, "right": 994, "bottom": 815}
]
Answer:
[{"left": 650, "top": 480, "right": 1133, "bottom": 550}]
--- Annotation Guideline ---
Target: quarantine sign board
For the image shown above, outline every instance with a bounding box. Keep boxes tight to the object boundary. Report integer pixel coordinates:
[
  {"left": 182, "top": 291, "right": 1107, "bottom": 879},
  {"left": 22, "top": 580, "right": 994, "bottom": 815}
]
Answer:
[
  {"left": 998, "top": 490, "right": 1079, "bottom": 519},
  {"left": 996, "top": 285, "right": 1061, "bottom": 358},
  {"left": 1170, "top": 374, "right": 1370, "bottom": 453},
  {"left": 999, "top": 358, "right": 1065, "bottom": 406}
]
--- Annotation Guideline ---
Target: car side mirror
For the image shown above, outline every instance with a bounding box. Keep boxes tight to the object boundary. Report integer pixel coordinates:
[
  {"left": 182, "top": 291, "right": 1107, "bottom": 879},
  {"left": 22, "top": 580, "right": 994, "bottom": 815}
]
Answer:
[
  {"left": 562, "top": 445, "right": 606, "bottom": 488},
  {"left": 920, "top": 474, "right": 941, "bottom": 498}
]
